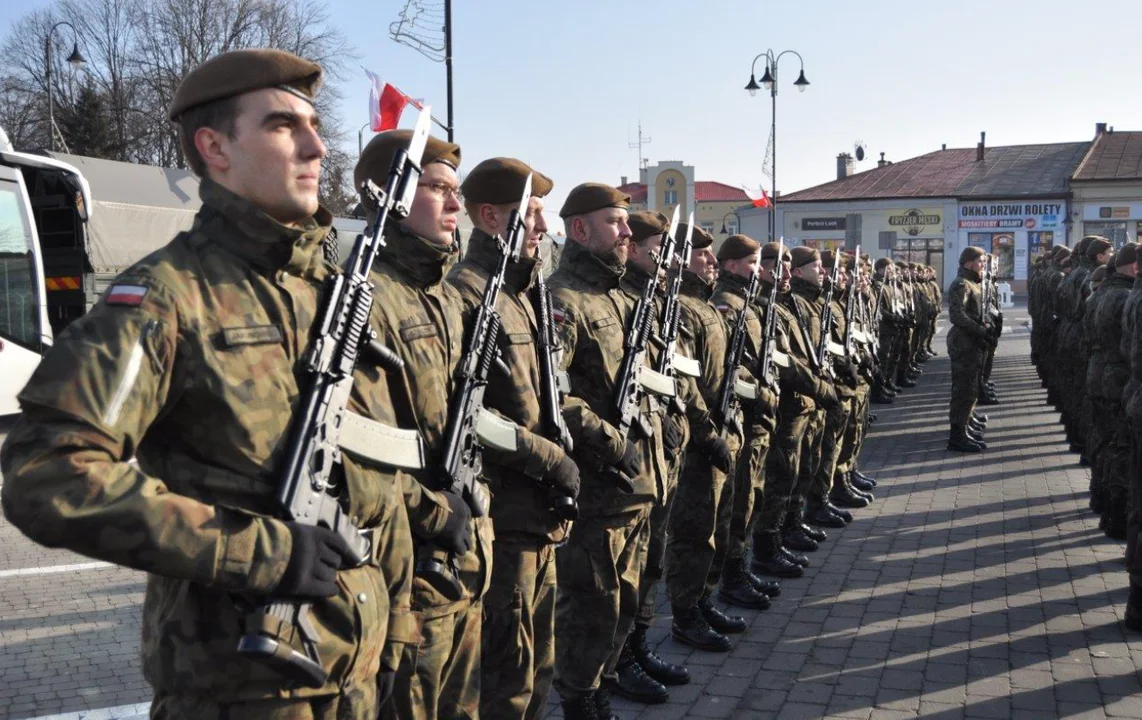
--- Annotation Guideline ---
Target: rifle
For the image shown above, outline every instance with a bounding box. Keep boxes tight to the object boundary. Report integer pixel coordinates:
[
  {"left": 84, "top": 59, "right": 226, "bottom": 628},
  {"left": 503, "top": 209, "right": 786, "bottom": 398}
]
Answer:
[
  {"left": 842, "top": 245, "right": 861, "bottom": 357},
  {"left": 980, "top": 254, "right": 993, "bottom": 326},
  {"left": 815, "top": 253, "right": 843, "bottom": 373},
  {"left": 655, "top": 213, "right": 698, "bottom": 415},
  {"left": 236, "top": 107, "right": 426, "bottom": 688},
  {"left": 602, "top": 206, "right": 680, "bottom": 492},
  {"left": 715, "top": 269, "right": 759, "bottom": 437},
  {"left": 417, "top": 174, "right": 534, "bottom": 601},
  {"left": 531, "top": 269, "right": 579, "bottom": 521}
]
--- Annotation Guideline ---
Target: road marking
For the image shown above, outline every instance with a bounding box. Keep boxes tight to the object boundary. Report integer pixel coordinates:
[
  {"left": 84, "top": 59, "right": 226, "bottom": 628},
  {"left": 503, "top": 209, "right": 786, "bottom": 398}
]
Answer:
[
  {"left": 0, "top": 561, "right": 113, "bottom": 579},
  {"left": 24, "top": 702, "right": 150, "bottom": 719}
]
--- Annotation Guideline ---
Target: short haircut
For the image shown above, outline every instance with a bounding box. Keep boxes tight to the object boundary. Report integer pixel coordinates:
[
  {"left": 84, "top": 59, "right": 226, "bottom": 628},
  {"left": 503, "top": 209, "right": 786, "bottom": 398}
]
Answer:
[{"left": 177, "top": 95, "right": 242, "bottom": 178}]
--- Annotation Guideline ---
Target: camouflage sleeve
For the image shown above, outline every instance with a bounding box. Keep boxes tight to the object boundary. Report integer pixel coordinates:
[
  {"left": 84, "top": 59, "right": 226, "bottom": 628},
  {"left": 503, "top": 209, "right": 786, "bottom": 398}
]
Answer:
[
  {"left": 482, "top": 423, "right": 565, "bottom": 480},
  {"left": 0, "top": 275, "right": 290, "bottom": 594},
  {"left": 371, "top": 477, "right": 417, "bottom": 671},
  {"left": 947, "top": 281, "right": 987, "bottom": 338}
]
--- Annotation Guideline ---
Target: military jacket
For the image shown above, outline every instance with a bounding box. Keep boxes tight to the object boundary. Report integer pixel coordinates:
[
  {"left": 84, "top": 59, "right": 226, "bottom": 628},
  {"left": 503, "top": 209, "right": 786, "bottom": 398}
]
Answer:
[
  {"left": 1056, "top": 260, "right": 1093, "bottom": 353},
  {"left": 1122, "top": 277, "right": 1142, "bottom": 415},
  {"left": 678, "top": 272, "right": 740, "bottom": 436},
  {"left": 712, "top": 272, "right": 770, "bottom": 432},
  {"left": 354, "top": 226, "right": 493, "bottom": 618},
  {"left": 0, "top": 180, "right": 413, "bottom": 700},
  {"left": 947, "top": 266, "right": 988, "bottom": 354},
  {"left": 548, "top": 240, "right": 666, "bottom": 515},
  {"left": 1092, "top": 273, "right": 1132, "bottom": 399},
  {"left": 446, "top": 230, "right": 569, "bottom": 543}
]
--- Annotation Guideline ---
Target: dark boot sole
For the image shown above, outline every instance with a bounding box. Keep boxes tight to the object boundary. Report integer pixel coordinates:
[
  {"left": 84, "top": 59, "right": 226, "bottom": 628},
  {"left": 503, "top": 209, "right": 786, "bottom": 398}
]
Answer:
[{"left": 671, "top": 628, "right": 732, "bottom": 652}]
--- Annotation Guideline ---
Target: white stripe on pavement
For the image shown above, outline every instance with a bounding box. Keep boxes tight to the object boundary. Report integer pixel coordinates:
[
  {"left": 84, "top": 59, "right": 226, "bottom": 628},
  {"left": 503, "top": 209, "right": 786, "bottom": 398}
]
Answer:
[
  {"left": 23, "top": 702, "right": 150, "bottom": 720},
  {"left": 0, "top": 561, "right": 113, "bottom": 579}
]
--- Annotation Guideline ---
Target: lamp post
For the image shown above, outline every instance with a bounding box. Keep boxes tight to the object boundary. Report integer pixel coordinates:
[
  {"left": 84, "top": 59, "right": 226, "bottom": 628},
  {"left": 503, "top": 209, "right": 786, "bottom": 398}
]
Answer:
[
  {"left": 720, "top": 210, "right": 742, "bottom": 235},
  {"left": 358, "top": 120, "right": 371, "bottom": 156},
  {"left": 744, "top": 49, "right": 808, "bottom": 242},
  {"left": 44, "top": 20, "right": 87, "bottom": 152}
]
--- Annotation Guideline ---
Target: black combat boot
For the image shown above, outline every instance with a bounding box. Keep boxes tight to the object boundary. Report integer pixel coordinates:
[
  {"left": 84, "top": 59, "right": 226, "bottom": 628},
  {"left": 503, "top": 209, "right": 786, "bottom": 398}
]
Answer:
[
  {"left": 885, "top": 379, "right": 901, "bottom": 392},
  {"left": 561, "top": 694, "right": 601, "bottom": 720},
  {"left": 742, "top": 563, "right": 782, "bottom": 597},
  {"left": 947, "top": 425, "right": 983, "bottom": 453},
  {"left": 850, "top": 473, "right": 875, "bottom": 493},
  {"left": 593, "top": 688, "right": 617, "bottom": 720},
  {"left": 1126, "top": 582, "right": 1142, "bottom": 632},
  {"left": 852, "top": 466, "right": 878, "bottom": 487},
  {"left": 1102, "top": 490, "right": 1128, "bottom": 540},
  {"left": 780, "top": 544, "right": 810, "bottom": 568},
  {"left": 718, "top": 558, "right": 771, "bottom": 610},
  {"left": 972, "top": 412, "right": 989, "bottom": 425},
  {"left": 867, "top": 412, "right": 879, "bottom": 423},
  {"left": 671, "top": 604, "right": 732, "bottom": 652},
  {"left": 825, "top": 499, "right": 854, "bottom": 523},
  {"left": 830, "top": 477, "right": 871, "bottom": 509},
  {"left": 967, "top": 416, "right": 986, "bottom": 434},
  {"left": 629, "top": 625, "right": 689, "bottom": 686},
  {"left": 977, "top": 393, "right": 1000, "bottom": 406},
  {"left": 782, "top": 509, "right": 820, "bottom": 552},
  {"left": 966, "top": 424, "right": 986, "bottom": 443},
  {"left": 750, "top": 532, "right": 803, "bottom": 578},
  {"left": 606, "top": 643, "right": 668, "bottom": 704},
  {"left": 801, "top": 523, "right": 827, "bottom": 542},
  {"left": 896, "top": 375, "right": 918, "bottom": 388},
  {"left": 841, "top": 471, "right": 874, "bottom": 502},
  {"left": 699, "top": 594, "right": 749, "bottom": 633},
  {"left": 805, "top": 497, "right": 846, "bottom": 528},
  {"left": 871, "top": 388, "right": 896, "bottom": 405}
]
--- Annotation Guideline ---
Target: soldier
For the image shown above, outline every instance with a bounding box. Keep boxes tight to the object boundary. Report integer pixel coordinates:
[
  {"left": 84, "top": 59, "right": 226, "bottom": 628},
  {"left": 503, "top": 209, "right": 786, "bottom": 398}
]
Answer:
[
  {"left": 835, "top": 252, "right": 879, "bottom": 496},
  {"left": 547, "top": 183, "right": 667, "bottom": 719},
  {"left": 977, "top": 255, "right": 1003, "bottom": 406},
  {"left": 664, "top": 226, "right": 768, "bottom": 653},
  {"left": 711, "top": 235, "right": 785, "bottom": 605},
  {"left": 1122, "top": 245, "right": 1142, "bottom": 630},
  {"left": 1107, "top": 246, "right": 1141, "bottom": 541},
  {"left": 1040, "top": 246, "right": 1072, "bottom": 403},
  {"left": 446, "top": 158, "right": 582, "bottom": 720},
  {"left": 946, "top": 246, "right": 991, "bottom": 452},
  {"left": 354, "top": 131, "right": 489, "bottom": 720},
  {"left": 0, "top": 50, "right": 415, "bottom": 718},
  {"left": 871, "top": 258, "right": 901, "bottom": 403}
]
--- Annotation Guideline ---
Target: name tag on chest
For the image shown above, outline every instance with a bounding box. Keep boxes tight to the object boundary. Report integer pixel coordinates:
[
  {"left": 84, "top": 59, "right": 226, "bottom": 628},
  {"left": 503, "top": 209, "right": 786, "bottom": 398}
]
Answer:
[{"left": 222, "top": 324, "right": 284, "bottom": 347}]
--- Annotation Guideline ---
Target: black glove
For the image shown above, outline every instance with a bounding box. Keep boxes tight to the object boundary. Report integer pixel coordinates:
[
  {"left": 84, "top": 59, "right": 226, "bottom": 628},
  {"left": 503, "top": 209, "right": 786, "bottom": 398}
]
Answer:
[
  {"left": 840, "top": 361, "right": 860, "bottom": 390},
  {"left": 544, "top": 455, "right": 581, "bottom": 499},
  {"left": 378, "top": 669, "right": 396, "bottom": 707},
  {"left": 437, "top": 491, "right": 473, "bottom": 556},
  {"left": 662, "top": 416, "right": 684, "bottom": 459},
  {"left": 276, "top": 523, "right": 355, "bottom": 599},
  {"left": 700, "top": 434, "right": 734, "bottom": 473},
  {"left": 614, "top": 440, "right": 642, "bottom": 479}
]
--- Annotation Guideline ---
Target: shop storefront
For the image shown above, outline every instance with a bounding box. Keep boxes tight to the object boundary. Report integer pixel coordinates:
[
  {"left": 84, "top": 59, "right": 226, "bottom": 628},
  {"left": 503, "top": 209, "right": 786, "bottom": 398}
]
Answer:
[
  {"left": 956, "top": 200, "right": 1066, "bottom": 292},
  {"left": 1081, "top": 203, "right": 1142, "bottom": 247}
]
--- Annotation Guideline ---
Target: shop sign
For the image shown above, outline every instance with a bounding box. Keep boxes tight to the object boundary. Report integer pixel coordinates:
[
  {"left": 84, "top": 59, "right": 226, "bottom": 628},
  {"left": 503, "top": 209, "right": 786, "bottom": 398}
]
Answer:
[
  {"left": 1099, "top": 206, "right": 1131, "bottom": 219},
  {"left": 801, "top": 217, "right": 846, "bottom": 231},
  {"left": 888, "top": 209, "right": 942, "bottom": 236},
  {"left": 958, "top": 201, "right": 1064, "bottom": 230}
]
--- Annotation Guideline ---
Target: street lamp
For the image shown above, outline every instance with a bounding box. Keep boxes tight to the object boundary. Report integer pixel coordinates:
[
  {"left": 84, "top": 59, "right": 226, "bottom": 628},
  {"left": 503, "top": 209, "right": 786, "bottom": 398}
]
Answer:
[
  {"left": 720, "top": 210, "right": 742, "bottom": 235},
  {"left": 44, "top": 20, "right": 87, "bottom": 152},
  {"left": 358, "top": 120, "right": 371, "bottom": 156},
  {"left": 744, "top": 48, "right": 808, "bottom": 242}
]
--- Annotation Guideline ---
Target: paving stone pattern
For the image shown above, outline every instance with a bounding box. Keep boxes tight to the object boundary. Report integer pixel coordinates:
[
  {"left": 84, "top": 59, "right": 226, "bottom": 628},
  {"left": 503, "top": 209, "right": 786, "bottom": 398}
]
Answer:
[{"left": 2, "top": 307, "right": 1140, "bottom": 719}]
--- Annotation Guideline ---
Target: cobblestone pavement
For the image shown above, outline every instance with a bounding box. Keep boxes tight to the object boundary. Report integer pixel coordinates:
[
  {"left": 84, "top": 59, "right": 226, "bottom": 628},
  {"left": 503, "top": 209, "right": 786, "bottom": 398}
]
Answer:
[{"left": 3, "top": 307, "right": 1141, "bottom": 719}]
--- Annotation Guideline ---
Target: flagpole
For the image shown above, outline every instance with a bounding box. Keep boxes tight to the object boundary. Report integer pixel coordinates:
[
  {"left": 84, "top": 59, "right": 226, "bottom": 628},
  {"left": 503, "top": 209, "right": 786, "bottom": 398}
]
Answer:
[{"left": 444, "top": 0, "right": 454, "bottom": 142}]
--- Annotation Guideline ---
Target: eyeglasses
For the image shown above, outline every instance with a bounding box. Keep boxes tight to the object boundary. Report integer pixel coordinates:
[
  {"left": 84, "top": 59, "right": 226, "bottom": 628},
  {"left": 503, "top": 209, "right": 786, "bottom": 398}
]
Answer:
[{"left": 417, "top": 181, "right": 462, "bottom": 200}]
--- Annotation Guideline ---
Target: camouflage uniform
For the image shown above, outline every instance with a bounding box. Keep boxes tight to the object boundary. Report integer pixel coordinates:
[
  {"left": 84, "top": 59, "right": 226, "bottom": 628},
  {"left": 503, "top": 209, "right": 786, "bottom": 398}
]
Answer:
[
  {"left": 365, "top": 226, "right": 494, "bottom": 720},
  {"left": 1124, "top": 275, "right": 1142, "bottom": 581},
  {"left": 787, "top": 277, "right": 831, "bottom": 518},
  {"left": 835, "top": 282, "right": 876, "bottom": 478},
  {"left": 1091, "top": 271, "right": 1133, "bottom": 529},
  {"left": 0, "top": 180, "right": 414, "bottom": 719},
  {"left": 946, "top": 266, "right": 988, "bottom": 427},
  {"left": 447, "top": 229, "right": 570, "bottom": 720},
  {"left": 548, "top": 240, "right": 668, "bottom": 702},
  {"left": 1056, "top": 253, "right": 1094, "bottom": 447},
  {"left": 811, "top": 288, "right": 859, "bottom": 504}
]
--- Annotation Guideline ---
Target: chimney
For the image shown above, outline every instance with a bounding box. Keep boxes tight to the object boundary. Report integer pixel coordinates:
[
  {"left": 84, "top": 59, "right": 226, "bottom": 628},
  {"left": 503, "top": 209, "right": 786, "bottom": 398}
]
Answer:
[
  {"left": 836, "top": 152, "right": 854, "bottom": 180},
  {"left": 941, "top": 143, "right": 947, "bottom": 151},
  {"left": 620, "top": 175, "right": 628, "bottom": 186},
  {"left": 977, "top": 131, "right": 986, "bottom": 162},
  {"left": 1095, "top": 122, "right": 1107, "bottom": 135},
  {"left": 877, "top": 152, "right": 888, "bottom": 168}
]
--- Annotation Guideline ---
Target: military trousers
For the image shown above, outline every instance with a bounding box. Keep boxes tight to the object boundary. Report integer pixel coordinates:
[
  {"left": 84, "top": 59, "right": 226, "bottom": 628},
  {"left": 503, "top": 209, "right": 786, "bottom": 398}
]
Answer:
[
  {"left": 947, "top": 342, "right": 984, "bottom": 426},
  {"left": 665, "top": 431, "right": 741, "bottom": 610},
  {"left": 384, "top": 602, "right": 482, "bottom": 720},
  {"left": 480, "top": 535, "right": 558, "bottom": 720},
  {"left": 1127, "top": 419, "right": 1142, "bottom": 583},
  {"left": 636, "top": 455, "right": 683, "bottom": 628},
  {"left": 1106, "top": 401, "right": 1133, "bottom": 498},
  {"left": 791, "top": 408, "right": 827, "bottom": 506},
  {"left": 725, "top": 425, "right": 772, "bottom": 563},
  {"left": 754, "top": 408, "right": 812, "bottom": 537},
  {"left": 836, "top": 386, "right": 870, "bottom": 476},
  {"left": 553, "top": 507, "right": 651, "bottom": 701},
  {"left": 152, "top": 686, "right": 381, "bottom": 720},
  {"left": 811, "top": 397, "right": 853, "bottom": 501},
  {"left": 877, "top": 325, "right": 898, "bottom": 382}
]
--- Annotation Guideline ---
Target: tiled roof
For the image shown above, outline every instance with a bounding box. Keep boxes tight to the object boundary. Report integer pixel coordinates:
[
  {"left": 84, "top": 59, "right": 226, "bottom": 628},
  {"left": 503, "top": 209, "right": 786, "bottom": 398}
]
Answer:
[
  {"left": 616, "top": 181, "right": 748, "bottom": 204},
  {"left": 782, "top": 142, "right": 1090, "bottom": 203},
  {"left": 1072, "top": 131, "right": 1142, "bottom": 181}
]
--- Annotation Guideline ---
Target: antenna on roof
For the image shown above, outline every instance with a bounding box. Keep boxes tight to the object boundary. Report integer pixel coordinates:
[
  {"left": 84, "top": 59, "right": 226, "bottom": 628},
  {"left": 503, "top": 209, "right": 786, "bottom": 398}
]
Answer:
[
  {"left": 629, "top": 120, "right": 652, "bottom": 171},
  {"left": 853, "top": 141, "right": 867, "bottom": 162}
]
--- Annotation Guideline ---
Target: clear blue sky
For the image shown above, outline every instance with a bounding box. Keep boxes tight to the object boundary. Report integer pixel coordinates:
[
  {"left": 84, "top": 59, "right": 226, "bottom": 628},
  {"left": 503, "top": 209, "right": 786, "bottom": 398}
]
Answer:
[{"left": 6, "top": 0, "right": 1142, "bottom": 218}]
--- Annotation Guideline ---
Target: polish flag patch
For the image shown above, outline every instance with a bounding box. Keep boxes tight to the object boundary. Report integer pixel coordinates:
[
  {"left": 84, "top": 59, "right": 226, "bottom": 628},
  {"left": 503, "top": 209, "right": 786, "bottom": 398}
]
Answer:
[
  {"left": 716, "top": 303, "right": 731, "bottom": 313},
  {"left": 105, "top": 284, "right": 149, "bottom": 306},
  {"left": 551, "top": 306, "right": 567, "bottom": 324}
]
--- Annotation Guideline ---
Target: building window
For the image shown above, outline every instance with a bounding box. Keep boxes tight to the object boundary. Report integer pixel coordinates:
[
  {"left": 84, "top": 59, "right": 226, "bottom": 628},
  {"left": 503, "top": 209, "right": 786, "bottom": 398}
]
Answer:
[
  {"left": 663, "top": 190, "right": 678, "bottom": 205},
  {"left": 1083, "top": 221, "right": 1129, "bottom": 248},
  {"left": 700, "top": 222, "right": 715, "bottom": 235}
]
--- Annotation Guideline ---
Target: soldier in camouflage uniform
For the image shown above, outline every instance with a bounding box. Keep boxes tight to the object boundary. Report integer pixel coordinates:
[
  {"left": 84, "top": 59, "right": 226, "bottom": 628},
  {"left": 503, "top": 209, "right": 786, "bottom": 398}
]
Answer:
[
  {"left": 946, "top": 247, "right": 991, "bottom": 453},
  {"left": 835, "top": 253, "right": 879, "bottom": 496},
  {"left": 1122, "top": 245, "right": 1142, "bottom": 631},
  {"left": 1083, "top": 261, "right": 1112, "bottom": 529},
  {"left": 1103, "top": 247, "right": 1140, "bottom": 542},
  {"left": 548, "top": 183, "right": 669, "bottom": 720},
  {"left": 1038, "top": 246, "right": 1072, "bottom": 403},
  {"left": 355, "top": 131, "right": 490, "bottom": 720},
  {"left": 1055, "top": 237, "right": 1105, "bottom": 455},
  {"left": 0, "top": 50, "right": 416, "bottom": 719},
  {"left": 447, "top": 158, "right": 582, "bottom": 720},
  {"left": 665, "top": 227, "right": 769, "bottom": 654},
  {"left": 871, "top": 259, "right": 902, "bottom": 403}
]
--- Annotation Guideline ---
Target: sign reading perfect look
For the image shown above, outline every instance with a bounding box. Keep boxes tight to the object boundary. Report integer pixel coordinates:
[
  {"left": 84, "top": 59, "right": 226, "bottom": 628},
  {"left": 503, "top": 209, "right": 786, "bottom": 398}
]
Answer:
[{"left": 958, "top": 202, "right": 1064, "bottom": 230}]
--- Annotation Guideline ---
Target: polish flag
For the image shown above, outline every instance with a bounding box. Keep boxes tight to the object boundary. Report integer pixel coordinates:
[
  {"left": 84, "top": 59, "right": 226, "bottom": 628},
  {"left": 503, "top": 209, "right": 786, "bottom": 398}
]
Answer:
[
  {"left": 742, "top": 185, "right": 772, "bottom": 209},
  {"left": 365, "top": 69, "right": 423, "bottom": 132}
]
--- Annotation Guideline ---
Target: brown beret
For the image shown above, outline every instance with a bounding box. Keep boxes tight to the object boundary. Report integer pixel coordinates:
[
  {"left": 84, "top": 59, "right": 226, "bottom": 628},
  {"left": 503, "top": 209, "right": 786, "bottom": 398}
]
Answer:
[
  {"left": 1091, "top": 265, "right": 1108, "bottom": 283},
  {"left": 169, "top": 48, "right": 322, "bottom": 121},
  {"left": 959, "top": 246, "right": 986, "bottom": 265},
  {"left": 1049, "top": 244, "right": 1068, "bottom": 257},
  {"left": 560, "top": 182, "right": 630, "bottom": 218},
  {"left": 821, "top": 250, "right": 850, "bottom": 268},
  {"left": 355, "top": 130, "right": 462, "bottom": 201},
  {"left": 790, "top": 246, "right": 821, "bottom": 269},
  {"left": 1061, "top": 256, "right": 1072, "bottom": 268},
  {"left": 461, "top": 157, "right": 553, "bottom": 205},
  {"left": 629, "top": 211, "right": 669, "bottom": 243},
  {"left": 1054, "top": 246, "right": 1071, "bottom": 261},
  {"left": 1075, "top": 236, "right": 1096, "bottom": 257},
  {"left": 718, "top": 234, "right": 761, "bottom": 262},
  {"left": 760, "top": 241, "right": 791, "bottom": 261},
  {"left": 1086, "top": 237, "right": 1113, "bottom": 260},
  {"left": 874, "top": 257, "right": 893, "bottom": 270},
  {"left": 681, "top": 223, "right": 714, "bottom": 249},
  {"left": 1116, "top": 243, "right": 1139, "bottom": 267}
]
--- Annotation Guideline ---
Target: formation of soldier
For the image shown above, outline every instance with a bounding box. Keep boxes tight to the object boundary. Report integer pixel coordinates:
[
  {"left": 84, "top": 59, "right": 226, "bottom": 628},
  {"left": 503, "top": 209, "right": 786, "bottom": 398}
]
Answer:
[
  {"left": 0, "top": 49, "right": 952, "bottom": 720},
  {"left": 1029, "top": 235, "right": 1142, "bottom": 631}
]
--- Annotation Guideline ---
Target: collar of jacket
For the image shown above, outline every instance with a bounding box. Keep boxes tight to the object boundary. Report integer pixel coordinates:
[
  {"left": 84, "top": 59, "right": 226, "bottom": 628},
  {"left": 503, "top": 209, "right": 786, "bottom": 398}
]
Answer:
[
  {"left": 197, "top": 178, "right": 332, "bottom": 279},
  {"left": 560, "top": 238, "right": 623, "bottom": 289},
  {"left": 378, "top": 224, "right": 458, "bottom": 288},
  {"left": 957, "top": 266, "right": 981, "bottom": 282},
  {"left": 716, "top": 270, "right": 753, "bottom": 300},
  {"left": 463, "top": 229, "right": 541, "bottom": 292},
  {"left": 680, "top": 270, "right": 713, "bottom": 300},
  {"left": 1105, "top": 273, "right": 1134, "bottom": 290},
  {"left": 621, "top": 260, "right": 661, "bottom": 295},
  {"left": 791, "top": 275, "right": 824, "bottom": 300}
]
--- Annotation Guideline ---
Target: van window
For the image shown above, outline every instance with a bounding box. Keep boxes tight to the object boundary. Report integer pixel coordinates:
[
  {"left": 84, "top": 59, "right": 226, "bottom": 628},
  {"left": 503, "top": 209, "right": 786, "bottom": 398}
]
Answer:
[{"left": 0, "top": 180, "right": 41, "bottom": 349}]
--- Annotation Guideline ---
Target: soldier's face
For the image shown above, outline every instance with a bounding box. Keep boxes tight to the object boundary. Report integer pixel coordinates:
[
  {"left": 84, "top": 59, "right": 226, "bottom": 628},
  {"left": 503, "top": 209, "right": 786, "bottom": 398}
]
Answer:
[
  {"left": 629, "top": 233, "right": 664, "bottom": 277},
  {"left": 405, "top": 162, "right": 463, "bottom": 246},
  {"left": 204, "top": 88, "right": 327, "bottom": 226},
  {"left": 760, "top": 257, "right": 791, "bottom": 290},
  {"left": 795, "top": 260, "right": 824, "bottom": 286},
  {"left": 576, "top": 208, "right": 632, "bottom": 265},
  {"left": 522, "top": 197, "right": 548, "bottom": 259},
  {"left": 690, "top": 247, "right": 718, "bottom": 283},
  {"left": 966, "top": 257, "right": 985, "bottom": 274}
]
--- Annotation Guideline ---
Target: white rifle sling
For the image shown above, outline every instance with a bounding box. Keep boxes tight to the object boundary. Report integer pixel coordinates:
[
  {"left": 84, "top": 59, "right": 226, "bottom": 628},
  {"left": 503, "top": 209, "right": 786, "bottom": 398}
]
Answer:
[
  {"left": 475, "top": 408, "right": 520, "bottom": 452},
  {"left": 671, "top": 354, "right": 702, "bottom": 378},
  {"left": 339, "top": 411, "right": 426, "bottom": 469}
]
